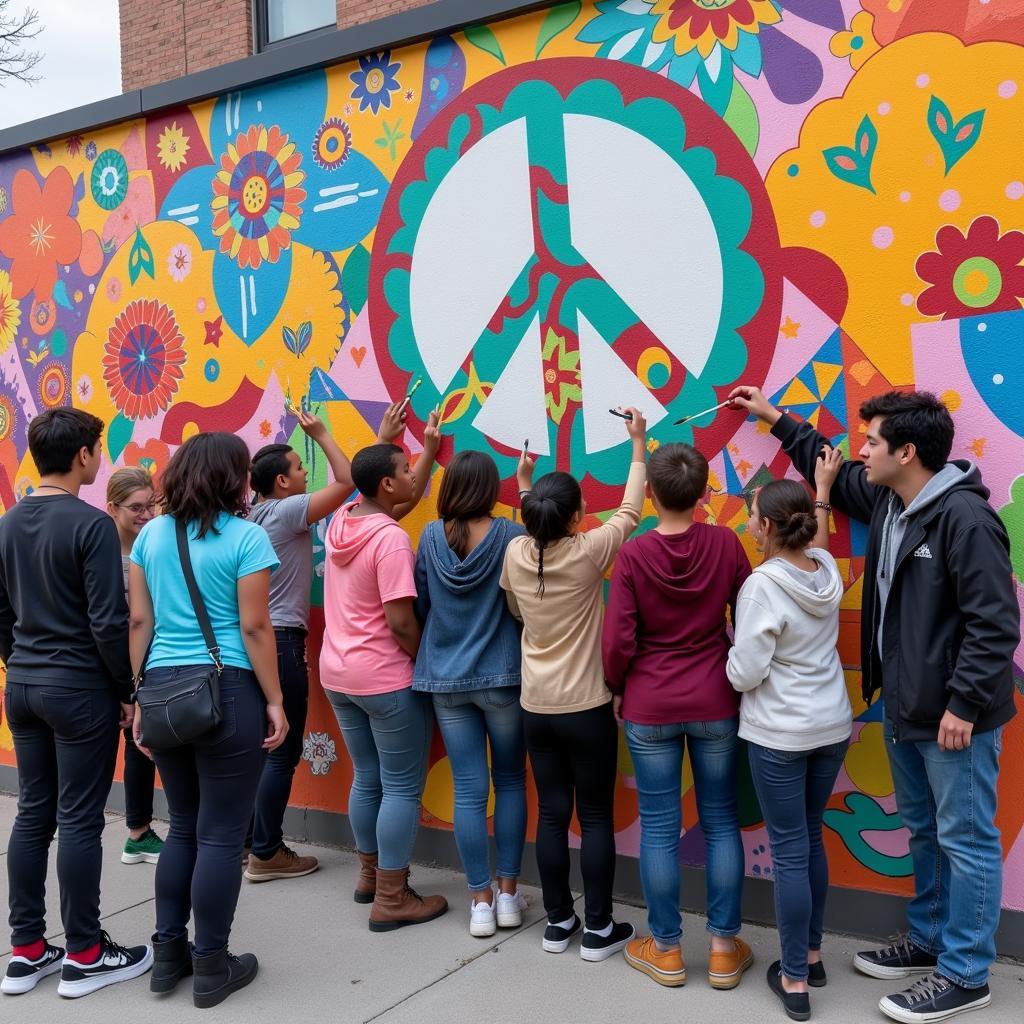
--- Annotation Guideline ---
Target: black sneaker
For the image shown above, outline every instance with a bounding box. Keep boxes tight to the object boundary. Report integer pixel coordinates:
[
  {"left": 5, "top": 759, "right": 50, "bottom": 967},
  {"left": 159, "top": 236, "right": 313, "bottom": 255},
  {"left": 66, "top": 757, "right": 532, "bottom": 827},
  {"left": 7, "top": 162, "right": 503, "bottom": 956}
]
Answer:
[
  {"left": 879, "top": 972, "right": 991, "bottom": 1022},
  {"left": 57, "top": 931, "right": 153, "bottom": 998},
  {"left": 767, "top": 960, "right": 811, "bottom": 1022},
  {"left": 854, "top": 934, "right": 938, "bottom": 979},
  {"left": 808, "top": 960, "right": 827, "bottom": 987},
  {"left": 580, "top": 920, "right": 635, "bottom": 962},
  {"left": 542, "top": 914, "right": 581, "bottom": 954},
  {"left": 1, "top": 942, "right": 65, "bottom": 995}
]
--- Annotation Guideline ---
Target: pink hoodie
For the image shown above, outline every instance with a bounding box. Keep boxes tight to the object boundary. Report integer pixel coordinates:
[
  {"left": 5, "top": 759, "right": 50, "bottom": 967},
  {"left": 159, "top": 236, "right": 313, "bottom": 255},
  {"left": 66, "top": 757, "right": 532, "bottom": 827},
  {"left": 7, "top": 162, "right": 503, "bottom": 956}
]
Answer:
[{"left": 319, "top": 504, "right": 418, "bottom": 695}]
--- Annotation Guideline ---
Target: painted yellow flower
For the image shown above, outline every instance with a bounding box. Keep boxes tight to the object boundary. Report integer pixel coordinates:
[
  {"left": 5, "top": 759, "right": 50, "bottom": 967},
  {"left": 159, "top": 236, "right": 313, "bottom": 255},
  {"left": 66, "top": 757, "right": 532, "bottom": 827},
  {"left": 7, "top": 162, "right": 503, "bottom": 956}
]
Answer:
[
  {"left": 830, "top": 11, "right": 881, "bottom": 70},
  {"left": 157, "top": 121, "right": 191, "bottom": 173},
  {"left": 0, "top": 269, "right": 21, "bottom": 352},
  {"left": 650, "top": 0, "right": 781, "bottom": 60}
]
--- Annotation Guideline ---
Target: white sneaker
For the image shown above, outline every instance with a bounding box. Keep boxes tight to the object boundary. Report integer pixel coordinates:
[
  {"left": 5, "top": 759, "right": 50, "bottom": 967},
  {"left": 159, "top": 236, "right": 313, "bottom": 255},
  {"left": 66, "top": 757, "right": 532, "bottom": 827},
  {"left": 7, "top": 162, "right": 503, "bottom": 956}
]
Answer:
[
  {"left": 470, "top": 897, "right": 496, "bottom": 937},
  {"left": 496, "top": 889, "right": 528, "bottom": 928}
]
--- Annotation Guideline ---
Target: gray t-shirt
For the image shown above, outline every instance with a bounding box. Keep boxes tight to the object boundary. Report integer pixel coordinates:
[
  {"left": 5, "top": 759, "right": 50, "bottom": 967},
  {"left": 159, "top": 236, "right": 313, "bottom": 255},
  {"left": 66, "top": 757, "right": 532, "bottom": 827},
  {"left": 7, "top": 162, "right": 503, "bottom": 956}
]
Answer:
[{"left": 246, "top": 494, "right": 313, "bottom": 629}]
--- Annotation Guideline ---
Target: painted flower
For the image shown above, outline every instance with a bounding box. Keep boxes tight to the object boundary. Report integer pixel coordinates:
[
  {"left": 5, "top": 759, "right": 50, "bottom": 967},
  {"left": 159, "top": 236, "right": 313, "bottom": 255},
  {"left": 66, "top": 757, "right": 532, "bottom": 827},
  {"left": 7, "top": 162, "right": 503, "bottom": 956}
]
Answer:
[
  {"left": 312, "top": 117, "right": 352, "bottom": 171},
  {"left": 65, "top": 135, "right": 83, "bottom": 157},
  {"left": 167, "top": 242, "right": 193, "bottom": 282},
  {"left": 76, "top": 374, "right": 92, "bottom": 400},
  {"left": 105, "top": 275, "right": 122, "bottom": 303},
  {"left": 349, "top": 51, "right": 402, "bottom": 115},
  {"left": 577, "top": 0, "right": 845, "bottom": 118},
  {"left": 542, "top": 328, "right": 582, "bottom": 425},
  {"left": 123, "top": 437, "right": 172, "bottom": 482},
  {"left": 103, "top": 298, "right": 187, "bottom": 419},
  {"left": 916, "top": 216, "right": 1024, "bottom": 320},
  {"left": 829, "top": 10, "right": 880, "bottom": 70},
  {"left": 302, "top": 731, "right": 338, "bottom": 776},
  {"left": 0, "top": 269, "right": 21, "bottom": 352},
  {"left": 211, "top": 124, "right": 306, "bottom": 269},
  {"left": 84, "top": 141, "right": 97, "bottom": 160},
  {"left": 91, "top": 149, "right": 129, "bottom": 211},
  {"left": 0, "top": 167, "right": 83, "bottom": 301},
  {"left": 37, "top": 359, "right": 69, "bottom": 408},
  {"left": 156, "top": 121, "right": 191, "bottom": 173},
  {"left": 103, "top": 175, "right": 157, "bottom": 250}
]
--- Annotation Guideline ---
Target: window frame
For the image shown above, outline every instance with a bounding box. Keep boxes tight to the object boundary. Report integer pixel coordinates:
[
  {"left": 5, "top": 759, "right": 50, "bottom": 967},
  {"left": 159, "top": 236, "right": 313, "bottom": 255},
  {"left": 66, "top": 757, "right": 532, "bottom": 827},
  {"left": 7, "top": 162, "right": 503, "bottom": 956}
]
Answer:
[{"left": 253, "top": 0, "right": 337, "bottom": 53}]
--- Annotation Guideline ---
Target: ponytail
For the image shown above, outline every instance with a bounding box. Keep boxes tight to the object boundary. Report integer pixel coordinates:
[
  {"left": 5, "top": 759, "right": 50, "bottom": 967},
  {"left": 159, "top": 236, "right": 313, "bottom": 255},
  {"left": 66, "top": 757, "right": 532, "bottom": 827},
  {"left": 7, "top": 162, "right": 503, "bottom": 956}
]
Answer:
[
  {"left": 520, "top": 472, "right": 582, "bottom": 598},
  {"left": 756, "top": 479, "right": 817, "bottom": 551}
]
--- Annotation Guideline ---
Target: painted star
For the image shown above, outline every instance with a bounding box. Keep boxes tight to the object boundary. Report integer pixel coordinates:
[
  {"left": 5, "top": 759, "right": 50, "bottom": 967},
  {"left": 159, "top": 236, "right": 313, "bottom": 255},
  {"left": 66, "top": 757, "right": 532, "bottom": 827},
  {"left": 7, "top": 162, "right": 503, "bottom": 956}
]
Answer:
[
  {"left": 204, "top": 315, "right": 223, "bottom": 347},
  {"left": 780, "top": 316, "right": 800, "bottom": 339},
  {"left": 970, "top": 438, "right": 986, "bottom": 459}
]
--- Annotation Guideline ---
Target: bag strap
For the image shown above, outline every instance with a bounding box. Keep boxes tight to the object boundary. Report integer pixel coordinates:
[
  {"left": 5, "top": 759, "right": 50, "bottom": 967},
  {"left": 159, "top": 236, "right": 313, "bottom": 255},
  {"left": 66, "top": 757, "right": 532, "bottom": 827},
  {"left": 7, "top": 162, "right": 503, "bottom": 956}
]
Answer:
[{"left": 175, "top": 517, "right": 224, "bottom": 673}]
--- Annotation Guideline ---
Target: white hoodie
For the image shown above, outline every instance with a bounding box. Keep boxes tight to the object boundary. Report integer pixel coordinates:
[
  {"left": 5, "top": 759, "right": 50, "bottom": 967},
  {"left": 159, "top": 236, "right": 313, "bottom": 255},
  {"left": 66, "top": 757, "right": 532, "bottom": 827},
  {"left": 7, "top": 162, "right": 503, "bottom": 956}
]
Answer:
[{"left": 726, "top": 548, "right": 852, "bottom": 751}]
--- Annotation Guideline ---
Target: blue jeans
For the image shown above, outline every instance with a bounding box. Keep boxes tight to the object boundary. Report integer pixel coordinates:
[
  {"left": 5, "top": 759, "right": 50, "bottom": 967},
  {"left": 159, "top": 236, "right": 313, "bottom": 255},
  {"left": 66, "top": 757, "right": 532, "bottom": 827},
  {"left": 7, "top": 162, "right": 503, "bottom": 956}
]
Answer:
[
  {"left": 326, "top": 687, "right": 433, "bottom": 871},
  {"left": 885, "top": 723, "right": 1004, "bottom": 989},
  {"left": 625, "top": 717, "right": 743, "bottom": 944},
  {"left": 432, "top": 688, "right": 526, "bottom": 891},
  {"left": 747, "top": 739, "right": 849, "bottom": 981},
  {"left": 150, "top": 667, "right": 266, "bottom": 956}
]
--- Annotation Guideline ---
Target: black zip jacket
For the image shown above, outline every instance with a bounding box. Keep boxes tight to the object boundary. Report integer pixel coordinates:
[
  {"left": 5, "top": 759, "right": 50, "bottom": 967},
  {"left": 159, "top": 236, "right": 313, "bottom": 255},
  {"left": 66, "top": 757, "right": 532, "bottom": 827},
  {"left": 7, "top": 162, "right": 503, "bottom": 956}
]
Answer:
[
  {"left": 0, "top": 492, "right": 133, "bottom": 702},
  {"left": 772, "top": 414, "right": 1018, "bottom": 742}
]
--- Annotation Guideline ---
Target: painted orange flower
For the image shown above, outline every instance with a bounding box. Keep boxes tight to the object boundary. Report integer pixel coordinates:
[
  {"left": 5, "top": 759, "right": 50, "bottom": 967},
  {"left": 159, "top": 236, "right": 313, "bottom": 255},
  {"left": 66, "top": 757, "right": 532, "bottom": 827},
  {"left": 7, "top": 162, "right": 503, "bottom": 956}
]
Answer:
[
  {"left": 103, "top": 299, "right": 186, "bottom": 420},
  {"left": 650, "top": 0, "right": 781, "bottom": 59},
  {"left": 0, "top": 167, "right": 83, "bottom": 301},
  {"left": 122, "top": 437, "right": 172, "bottom": 484},
  {"left": 211, "top": 124, "right": 305, "bottom": 270}
]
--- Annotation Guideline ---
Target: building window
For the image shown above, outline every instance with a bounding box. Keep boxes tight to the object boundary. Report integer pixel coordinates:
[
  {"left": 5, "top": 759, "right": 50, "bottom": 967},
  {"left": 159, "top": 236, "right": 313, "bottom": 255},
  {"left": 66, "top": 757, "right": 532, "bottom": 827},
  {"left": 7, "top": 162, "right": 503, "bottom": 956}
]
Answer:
[{"left": 255, "top": 0, "right": 336, "bottom": 50}]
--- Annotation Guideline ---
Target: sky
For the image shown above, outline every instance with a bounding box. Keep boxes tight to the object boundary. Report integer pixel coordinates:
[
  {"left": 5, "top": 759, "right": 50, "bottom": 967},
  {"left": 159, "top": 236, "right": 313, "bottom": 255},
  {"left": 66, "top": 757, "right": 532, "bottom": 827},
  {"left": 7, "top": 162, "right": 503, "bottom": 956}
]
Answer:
[{"left": 0, "top": 0, "right": 121, "bottom": 130}]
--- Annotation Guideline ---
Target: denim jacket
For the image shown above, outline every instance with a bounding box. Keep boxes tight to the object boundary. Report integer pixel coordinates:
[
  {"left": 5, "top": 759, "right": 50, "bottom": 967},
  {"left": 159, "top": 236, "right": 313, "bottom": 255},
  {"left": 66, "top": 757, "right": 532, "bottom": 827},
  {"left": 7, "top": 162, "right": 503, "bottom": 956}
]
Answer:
[{"left": 412, "top": 517, "right": 524, "bottom": 692}]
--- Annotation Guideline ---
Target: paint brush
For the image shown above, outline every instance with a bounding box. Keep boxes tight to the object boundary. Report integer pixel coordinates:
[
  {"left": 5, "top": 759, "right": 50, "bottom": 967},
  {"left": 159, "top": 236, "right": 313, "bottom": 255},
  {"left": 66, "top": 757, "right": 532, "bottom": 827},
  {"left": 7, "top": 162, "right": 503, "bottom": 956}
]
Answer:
[
  {"left": 399, "top": 377, "right": 423, "bottom": 414},
  {"left": 673, "top": 398, "right": 733, "bottom": 426},
  {"left": 609, "top": 408, "right": 633, "bottom": 422}
]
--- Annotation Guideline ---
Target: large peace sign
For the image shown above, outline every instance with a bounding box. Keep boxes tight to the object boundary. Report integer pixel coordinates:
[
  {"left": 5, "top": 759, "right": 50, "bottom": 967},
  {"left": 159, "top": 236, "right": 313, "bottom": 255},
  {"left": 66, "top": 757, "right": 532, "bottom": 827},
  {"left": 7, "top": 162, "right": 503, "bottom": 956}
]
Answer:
[{"left": 369, "top": 59, "right": 783, "bottom": 509}]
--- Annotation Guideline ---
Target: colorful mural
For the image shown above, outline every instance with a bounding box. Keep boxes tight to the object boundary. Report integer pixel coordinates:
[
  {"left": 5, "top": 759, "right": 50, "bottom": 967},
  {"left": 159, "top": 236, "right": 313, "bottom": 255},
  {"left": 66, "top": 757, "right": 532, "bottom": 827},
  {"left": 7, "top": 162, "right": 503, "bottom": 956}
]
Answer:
[{"left": 0, "top": 0, "right": 1022, "bottom": 913}]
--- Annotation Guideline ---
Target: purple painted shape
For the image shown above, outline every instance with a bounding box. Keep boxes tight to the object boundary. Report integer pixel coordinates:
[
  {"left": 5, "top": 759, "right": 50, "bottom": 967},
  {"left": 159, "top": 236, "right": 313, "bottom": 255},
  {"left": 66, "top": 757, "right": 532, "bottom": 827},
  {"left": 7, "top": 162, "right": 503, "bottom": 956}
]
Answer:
[
  {"left": 412, "top": 36, "right": 467, "bottom": 141},
  {"left": 779, "top": 0, "right": 846, "bottom": 31},
  {"left": 760, "top": 24, "right": 824, "bottom": 106},
  {"left": 678, "top": 824, "right": 709, "bottom": 868}
]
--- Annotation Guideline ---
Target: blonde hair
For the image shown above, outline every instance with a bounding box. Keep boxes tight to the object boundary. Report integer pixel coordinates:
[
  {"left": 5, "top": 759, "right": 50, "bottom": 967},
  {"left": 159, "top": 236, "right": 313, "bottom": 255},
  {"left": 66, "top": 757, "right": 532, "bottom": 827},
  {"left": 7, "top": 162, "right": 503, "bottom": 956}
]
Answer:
[{"left": 107, "top": 467, "right": 154, "bottom": 506}]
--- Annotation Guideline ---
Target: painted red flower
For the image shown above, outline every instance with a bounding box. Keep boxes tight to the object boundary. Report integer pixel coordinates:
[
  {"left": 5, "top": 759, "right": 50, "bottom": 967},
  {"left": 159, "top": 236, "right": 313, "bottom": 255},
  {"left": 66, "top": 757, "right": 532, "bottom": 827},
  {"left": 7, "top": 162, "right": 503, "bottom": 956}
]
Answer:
[
  {"left": 915, "top": 215, "right": 1024, "bottom": 320},
  {"left": 103, "top": 299, "right": 186, "bottom": 420},
  {"left": 122, "top": 437, "right": 172, "bottom": 485},
  {"left": 0, "top": 167, "right": 83, "bottom": 301}
]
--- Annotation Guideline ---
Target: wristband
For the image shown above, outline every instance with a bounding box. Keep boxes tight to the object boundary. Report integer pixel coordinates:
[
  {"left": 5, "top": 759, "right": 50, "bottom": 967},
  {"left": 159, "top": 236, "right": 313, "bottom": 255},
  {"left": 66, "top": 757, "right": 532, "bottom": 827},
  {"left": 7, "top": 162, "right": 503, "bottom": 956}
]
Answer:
[
  {"left": 814, "top": 501, "right": 832, "bottom": 512},
  {"left": 519, "top": 489, "right": 531, "bottom": 499}
]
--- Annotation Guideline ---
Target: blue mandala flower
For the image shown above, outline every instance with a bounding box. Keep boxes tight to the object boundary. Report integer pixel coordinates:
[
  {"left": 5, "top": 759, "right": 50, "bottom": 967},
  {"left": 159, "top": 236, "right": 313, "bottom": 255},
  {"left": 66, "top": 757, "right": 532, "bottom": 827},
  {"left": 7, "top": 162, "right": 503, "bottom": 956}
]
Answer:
[{"left": 349, "top": 51, "right": 402, "bottom": 115}]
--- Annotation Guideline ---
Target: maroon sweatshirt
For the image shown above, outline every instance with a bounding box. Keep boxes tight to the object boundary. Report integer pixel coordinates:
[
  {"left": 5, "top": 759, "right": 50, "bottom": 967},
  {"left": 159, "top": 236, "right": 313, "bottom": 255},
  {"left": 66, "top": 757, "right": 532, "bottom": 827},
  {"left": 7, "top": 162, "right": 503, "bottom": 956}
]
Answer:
[{"left": 602, "top": 523, "right": 751, "bottom": 725}]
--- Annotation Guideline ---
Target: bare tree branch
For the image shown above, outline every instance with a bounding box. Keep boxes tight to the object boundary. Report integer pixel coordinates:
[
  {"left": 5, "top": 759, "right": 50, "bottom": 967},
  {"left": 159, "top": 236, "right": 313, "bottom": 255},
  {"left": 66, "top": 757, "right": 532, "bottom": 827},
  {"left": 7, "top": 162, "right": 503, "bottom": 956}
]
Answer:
[{"left": 0, "top": 2, "right": 43, "bottom": 86}]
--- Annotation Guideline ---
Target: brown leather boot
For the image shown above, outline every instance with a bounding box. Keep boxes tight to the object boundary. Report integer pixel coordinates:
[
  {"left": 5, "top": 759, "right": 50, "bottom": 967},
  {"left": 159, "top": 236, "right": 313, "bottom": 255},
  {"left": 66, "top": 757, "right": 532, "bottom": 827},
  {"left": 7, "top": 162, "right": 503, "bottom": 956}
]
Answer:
[
  {"left": 368, "top": 867, "right": 448, "bottom": 932},
  {"left": 354, "top": 850, "right": 377, "bottom": 904}
]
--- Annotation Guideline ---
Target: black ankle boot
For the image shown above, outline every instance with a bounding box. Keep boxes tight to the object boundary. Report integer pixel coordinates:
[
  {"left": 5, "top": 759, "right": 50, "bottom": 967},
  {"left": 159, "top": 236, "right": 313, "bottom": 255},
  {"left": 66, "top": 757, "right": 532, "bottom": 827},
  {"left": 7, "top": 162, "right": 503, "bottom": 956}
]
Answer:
[
  {"left": 150, "top": 932, "right": 193, "bottom": 993},
  {"left": 192, "top": 947, "right": 258, "bottom": 1009}
]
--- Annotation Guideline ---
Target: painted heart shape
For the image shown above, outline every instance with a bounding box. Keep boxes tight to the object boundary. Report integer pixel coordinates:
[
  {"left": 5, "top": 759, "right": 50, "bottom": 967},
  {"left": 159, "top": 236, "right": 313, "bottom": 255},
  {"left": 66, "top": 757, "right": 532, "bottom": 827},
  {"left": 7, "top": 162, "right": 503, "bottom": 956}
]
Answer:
[{"left": 350, "top": 345, "right": 366, "bottom": 367}]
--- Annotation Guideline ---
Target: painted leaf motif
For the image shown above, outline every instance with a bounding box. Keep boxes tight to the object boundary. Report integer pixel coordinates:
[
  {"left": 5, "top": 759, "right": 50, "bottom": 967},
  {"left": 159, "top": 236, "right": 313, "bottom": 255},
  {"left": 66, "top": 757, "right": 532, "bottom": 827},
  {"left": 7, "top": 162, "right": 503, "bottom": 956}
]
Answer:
[
  {"left": 283, "top": 326, "right": 298, "bottom": 356},
  {"left": 341, "top": 243, "right": 371, "bottom": 314},
  {"left": 128, "top": 227, "right": 155, "bottom": 284},
  {"left": 296, "top": 321, "right": 313, "bottom": 357},
  {"left": 822, "top": 116, "right": 876, "bottom": 193},
  {"left": 464, "top": 24, "right": 506, "bottom": 65},
  {"left": 536, "top": 1, "right": 582, "bottom": 59},
  {"left": 928, "top": 95, "right": 985, "bottom": 174}
]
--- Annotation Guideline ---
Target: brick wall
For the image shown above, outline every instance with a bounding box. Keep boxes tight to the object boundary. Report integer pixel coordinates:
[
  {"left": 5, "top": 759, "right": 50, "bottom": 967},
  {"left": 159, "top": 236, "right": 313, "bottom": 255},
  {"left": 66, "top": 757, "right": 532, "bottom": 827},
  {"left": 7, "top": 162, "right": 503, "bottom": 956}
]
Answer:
[{"left": 120, "top": 0, "right": 439, "bottom": 92}]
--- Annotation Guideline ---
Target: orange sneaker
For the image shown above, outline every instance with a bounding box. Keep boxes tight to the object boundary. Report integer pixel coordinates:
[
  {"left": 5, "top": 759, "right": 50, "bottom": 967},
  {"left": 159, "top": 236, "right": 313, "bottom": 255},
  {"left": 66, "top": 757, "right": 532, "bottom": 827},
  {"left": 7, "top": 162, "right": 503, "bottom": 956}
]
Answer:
[
  {"left": 624, "top": 936, "right": 687, "bottom": 987},
  {"left": 708, "top": 936, "right": 754, "bottom": 990}
]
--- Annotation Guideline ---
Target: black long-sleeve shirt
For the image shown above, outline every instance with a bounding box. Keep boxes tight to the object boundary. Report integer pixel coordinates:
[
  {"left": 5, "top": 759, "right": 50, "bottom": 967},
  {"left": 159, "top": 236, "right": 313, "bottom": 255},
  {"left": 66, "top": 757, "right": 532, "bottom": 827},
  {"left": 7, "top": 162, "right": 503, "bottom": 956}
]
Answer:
[{"left": 0, "top": 492, "right": 133, "bottom": 702}]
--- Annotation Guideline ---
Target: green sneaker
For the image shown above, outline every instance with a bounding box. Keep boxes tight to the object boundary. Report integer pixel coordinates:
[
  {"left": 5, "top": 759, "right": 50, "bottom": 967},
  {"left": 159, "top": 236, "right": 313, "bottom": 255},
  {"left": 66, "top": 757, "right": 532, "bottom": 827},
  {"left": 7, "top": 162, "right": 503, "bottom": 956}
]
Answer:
[{"left": 121, "top": 828, "right": 164, "bottom": 865}]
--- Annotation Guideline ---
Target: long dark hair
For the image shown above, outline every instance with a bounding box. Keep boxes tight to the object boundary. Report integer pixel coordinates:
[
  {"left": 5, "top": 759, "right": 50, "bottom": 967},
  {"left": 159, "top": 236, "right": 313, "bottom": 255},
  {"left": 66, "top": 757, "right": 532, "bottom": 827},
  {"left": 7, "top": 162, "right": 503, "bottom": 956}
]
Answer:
[
  {"left": 520, "top": 472, "right": 581, "bottom": 597},
  {"left": 755, "top": 479, "right": 817, "bottom": 552},
  {"left": 437, "top": 451, "right": 499, "bottom": 559},
  {"left": 161, "top": 433, "right": 252, "bottom": 538}
]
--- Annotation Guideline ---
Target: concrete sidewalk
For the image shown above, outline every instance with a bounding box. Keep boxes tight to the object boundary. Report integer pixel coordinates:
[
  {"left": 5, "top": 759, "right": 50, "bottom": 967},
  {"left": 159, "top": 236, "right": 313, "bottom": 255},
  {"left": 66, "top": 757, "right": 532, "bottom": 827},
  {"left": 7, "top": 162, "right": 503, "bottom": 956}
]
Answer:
[{"left": 1, "top": 795, "right": 1022, "bottom": 1023}]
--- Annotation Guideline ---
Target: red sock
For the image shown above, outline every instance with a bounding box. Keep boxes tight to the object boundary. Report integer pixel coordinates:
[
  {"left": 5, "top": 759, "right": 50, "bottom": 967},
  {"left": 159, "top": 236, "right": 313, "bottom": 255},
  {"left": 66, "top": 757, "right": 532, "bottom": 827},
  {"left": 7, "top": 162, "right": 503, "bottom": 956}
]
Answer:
[
  {"left": 12, "top": 939, "right": 45, "bottom": 960},
  {"left": 67, "top": 942, "right": 101, "bottom": 965}
]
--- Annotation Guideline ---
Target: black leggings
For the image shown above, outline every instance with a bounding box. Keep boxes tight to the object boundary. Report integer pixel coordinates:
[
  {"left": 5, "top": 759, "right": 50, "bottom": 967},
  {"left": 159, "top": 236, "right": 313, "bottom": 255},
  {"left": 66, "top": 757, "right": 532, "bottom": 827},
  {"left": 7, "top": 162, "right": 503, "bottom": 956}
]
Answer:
[
  {"left": 150, "top": 667, "right": 266, "bottom": 956},
  {"left": 122, "top": 725, "right": 156, "bottom": 830},
  {"left": 523, "top": 703, "right": 619, "bottom": 930}
]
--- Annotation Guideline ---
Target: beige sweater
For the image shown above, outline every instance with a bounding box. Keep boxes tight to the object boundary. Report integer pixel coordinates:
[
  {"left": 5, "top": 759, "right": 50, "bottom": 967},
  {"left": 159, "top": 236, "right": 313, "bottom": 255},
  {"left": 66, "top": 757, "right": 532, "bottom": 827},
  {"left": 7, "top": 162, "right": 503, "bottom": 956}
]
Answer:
[{"left": 500, "top": 461, "right": 646, "bottom": 714}]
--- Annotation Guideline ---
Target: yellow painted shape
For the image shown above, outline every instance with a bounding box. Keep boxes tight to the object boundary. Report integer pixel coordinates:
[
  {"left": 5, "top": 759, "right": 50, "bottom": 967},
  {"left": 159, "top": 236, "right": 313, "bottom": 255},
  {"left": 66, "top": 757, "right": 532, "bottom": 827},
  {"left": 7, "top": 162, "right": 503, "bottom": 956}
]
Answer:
[
  {"left": 845, "top": 721, "right": 895, "bottom": 798},
  {"left": 812, "top": 361, "right": 843, "bottom": 398},
  {"left": 780, "top": 377, "right": 818, "bottom": 406}
]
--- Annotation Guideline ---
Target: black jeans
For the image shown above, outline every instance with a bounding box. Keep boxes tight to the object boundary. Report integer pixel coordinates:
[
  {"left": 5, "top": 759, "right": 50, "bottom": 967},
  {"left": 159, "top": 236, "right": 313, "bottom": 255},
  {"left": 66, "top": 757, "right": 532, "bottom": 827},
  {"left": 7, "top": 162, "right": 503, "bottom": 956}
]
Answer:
[
  {"left": 523, "top": 702, "right": 619, "bottom": 930},
  {"left": 5, "top": 683, "right": 119, "bottom": 952},
  {"left": 150, "top": 667, "right": 266, "bottom": 956},
  {"left": 122, "top": 725, "right": 156, "bottom": 830},
  {"left": 249, "top": 630, "right": 308, "bottom": 859}
]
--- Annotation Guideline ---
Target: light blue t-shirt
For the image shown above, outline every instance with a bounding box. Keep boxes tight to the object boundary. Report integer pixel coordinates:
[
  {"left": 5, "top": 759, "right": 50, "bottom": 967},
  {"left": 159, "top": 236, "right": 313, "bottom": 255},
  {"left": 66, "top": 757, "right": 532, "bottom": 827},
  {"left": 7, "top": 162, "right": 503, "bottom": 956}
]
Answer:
[{"left": 131, "top": 513, "right": 280, "bottom": 671}]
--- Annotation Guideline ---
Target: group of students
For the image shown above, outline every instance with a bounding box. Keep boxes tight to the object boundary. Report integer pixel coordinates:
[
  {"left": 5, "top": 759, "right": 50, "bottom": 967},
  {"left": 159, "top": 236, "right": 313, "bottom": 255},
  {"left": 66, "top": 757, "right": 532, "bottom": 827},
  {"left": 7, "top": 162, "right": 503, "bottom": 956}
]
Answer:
[{"left": 0, "top": 384, "right": 1017, "bottom": 1024}]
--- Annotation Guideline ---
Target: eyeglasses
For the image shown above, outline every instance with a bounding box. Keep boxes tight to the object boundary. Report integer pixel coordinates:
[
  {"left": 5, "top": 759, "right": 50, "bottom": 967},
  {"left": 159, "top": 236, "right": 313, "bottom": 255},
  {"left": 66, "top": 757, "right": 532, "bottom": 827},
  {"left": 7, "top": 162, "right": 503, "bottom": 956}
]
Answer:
[{"left": 117, "top": 501, "right": 158, "bottom": 515}]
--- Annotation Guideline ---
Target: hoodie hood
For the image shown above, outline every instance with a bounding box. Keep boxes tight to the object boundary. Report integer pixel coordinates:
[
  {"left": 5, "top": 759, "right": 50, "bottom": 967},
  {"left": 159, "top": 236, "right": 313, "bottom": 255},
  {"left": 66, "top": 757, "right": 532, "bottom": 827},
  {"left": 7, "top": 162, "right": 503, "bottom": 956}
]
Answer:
[
  {"left": 423, "top": 517, "right": 520, "bottom": 594},
  {"left": 632, "top": 523, "right": 728, "bottom": 601},
  {"left": 754, "top": 549, "right": 844, "bottom": 618},
  {"left": 326, "top": 504, "right": 401, "bottom": 566}
]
